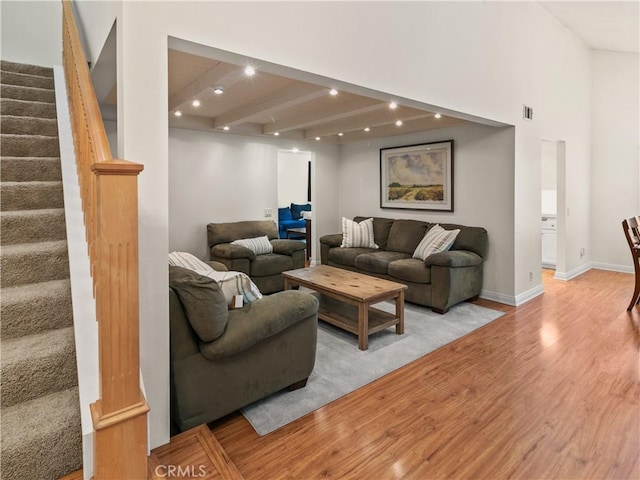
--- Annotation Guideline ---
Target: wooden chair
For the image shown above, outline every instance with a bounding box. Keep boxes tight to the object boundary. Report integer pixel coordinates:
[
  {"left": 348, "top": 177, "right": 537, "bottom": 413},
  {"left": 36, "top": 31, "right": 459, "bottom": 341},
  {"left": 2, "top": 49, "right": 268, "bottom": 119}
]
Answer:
[{"left": 622, "top": 216, "right": 640, "bottom": 310}]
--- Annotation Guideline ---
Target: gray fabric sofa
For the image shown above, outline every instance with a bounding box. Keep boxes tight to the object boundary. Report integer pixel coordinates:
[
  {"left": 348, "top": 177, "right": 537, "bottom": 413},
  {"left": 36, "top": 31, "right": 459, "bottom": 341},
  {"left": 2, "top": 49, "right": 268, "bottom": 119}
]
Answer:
[
  {"left": 320, "top": 216, "right": 488, "bottom": 313},
  {"left": 207, "top": 220, "right": 306, "bottom": 294},
  {"left": 169, "top": 265, "right": 319, "bottom": 431}
]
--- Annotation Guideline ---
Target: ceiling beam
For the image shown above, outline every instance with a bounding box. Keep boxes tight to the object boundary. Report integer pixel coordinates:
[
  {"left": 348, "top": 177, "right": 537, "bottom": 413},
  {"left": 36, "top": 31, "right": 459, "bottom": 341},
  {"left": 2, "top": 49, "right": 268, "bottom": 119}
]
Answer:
[
  {"left": 168, "top": 63, "right": 246, "bottom": 111},
  {"left": 263, "top": 102, "right": 389, "bottom": 135},
  {"left": 212, "top": 84, "right": 328, "bottom": 129},
  {"left": 305, "top": 112, "right": 435, "bottom": 138}
]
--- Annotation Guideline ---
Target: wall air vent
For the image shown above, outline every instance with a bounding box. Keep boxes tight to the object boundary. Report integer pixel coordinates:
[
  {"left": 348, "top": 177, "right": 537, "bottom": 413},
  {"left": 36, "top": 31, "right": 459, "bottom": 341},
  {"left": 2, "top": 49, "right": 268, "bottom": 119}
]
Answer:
[{"left": 523, "top": 104, "right": 534, "bottom": 121}]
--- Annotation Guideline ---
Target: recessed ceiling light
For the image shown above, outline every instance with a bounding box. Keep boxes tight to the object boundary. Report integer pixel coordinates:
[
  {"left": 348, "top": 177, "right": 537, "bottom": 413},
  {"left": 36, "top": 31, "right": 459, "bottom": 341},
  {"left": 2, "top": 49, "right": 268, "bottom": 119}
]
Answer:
[
  {"left": 364, "top": 127, "right": 370, "bottom": 132},
  {"left": 274, "top": 132, "right": 280, "bottom": 136},
  {"left": 329, "top": 89, "right": 338, "bottom": 96},
  {"left": 292, "top": 148, "right": 299, "bottom": 153},
  {"left": 395, "top": 120, "right": 403, "bottom": 126},
  {"left": 213, "top": 86, "right": 224, "bottom": 95},
  {"left": 223, "top": 126, "right": 230, "bottom": 131},
  {"left": 338, "top": 132, "right": 344, "bottom": 137},
  {"left": 434, "top": 113, "right": 442, "bottom": 119},
  {"left": 192, "top": 99, "right": 201, "bottom": 107},
  {"left": 174, "top": 110, "right": 182, "bottom": 117},
  {"left": 315, "top": 136, "right": 321, "bottom": 141},
  {"left": 389, "top": 102, "right": 398, "bottom": 110},
  {"left": 244, "top": 66, "right": 256, "bottom": 76}
]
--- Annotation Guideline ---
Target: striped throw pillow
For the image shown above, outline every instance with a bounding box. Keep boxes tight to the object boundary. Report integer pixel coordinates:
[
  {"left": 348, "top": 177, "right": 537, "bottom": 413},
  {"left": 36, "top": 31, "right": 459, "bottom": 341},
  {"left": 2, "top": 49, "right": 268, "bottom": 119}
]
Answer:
[
  {"left": 168, "top": 251, "right": 212, "bottom": 272},
  {"left": 412, "top": 224, "right": 460, "bottom": 261},
  {"left": 341, "top": 217, "right": 379, "bottom": 249},
  {"left": 231, "top": 235, "right": 273, "bottom": 255}
]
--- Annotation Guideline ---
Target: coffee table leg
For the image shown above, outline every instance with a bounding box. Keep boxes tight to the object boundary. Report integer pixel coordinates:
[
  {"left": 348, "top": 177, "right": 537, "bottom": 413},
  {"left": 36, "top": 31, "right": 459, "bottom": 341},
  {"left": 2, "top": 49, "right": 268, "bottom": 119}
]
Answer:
[
  {"left": 358, "top": 302, "right": 368, "bottom": 350},
  {"left": 396, "top": 290, "right": 405, "bottom": 335},
  {"left": 284, "top": 278, "right": 291, "bottom": 291}
]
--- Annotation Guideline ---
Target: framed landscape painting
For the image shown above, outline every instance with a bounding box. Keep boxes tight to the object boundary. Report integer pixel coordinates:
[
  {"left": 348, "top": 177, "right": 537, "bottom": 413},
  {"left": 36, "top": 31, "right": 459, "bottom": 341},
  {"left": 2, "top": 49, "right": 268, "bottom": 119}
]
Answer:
[{"left": 380, "top": 140, "right": 454, "bottom": 211}]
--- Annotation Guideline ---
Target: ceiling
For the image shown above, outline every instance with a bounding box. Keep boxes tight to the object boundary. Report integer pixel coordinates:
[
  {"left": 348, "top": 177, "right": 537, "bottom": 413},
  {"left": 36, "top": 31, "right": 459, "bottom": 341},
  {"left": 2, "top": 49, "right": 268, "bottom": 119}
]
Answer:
[
  {"left": 165, "top": 48, "right": 468, "bottom": 145},
  {"left": 538, "top": 1, "right": 639, "bottom": 54}
]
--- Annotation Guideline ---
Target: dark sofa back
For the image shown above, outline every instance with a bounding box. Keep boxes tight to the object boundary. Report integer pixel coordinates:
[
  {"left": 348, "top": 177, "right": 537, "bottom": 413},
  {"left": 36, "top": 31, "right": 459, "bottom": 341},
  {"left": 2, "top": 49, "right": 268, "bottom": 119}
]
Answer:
[
  {"left": 352, "top": 216, "right": 488, "bottom": 258},
  {"left": 208, "top": 220, "right": 279, "bottom": 247}
]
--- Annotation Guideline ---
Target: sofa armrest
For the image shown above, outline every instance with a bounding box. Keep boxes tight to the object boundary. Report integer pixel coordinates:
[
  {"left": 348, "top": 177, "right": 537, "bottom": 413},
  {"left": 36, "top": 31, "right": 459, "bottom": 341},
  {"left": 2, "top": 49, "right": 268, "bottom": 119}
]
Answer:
[
  {"left": 199, "top": 290, "right": 319, "bottom": 360},
  {"left": 320, "top": 233, "right": 343, "bottom": 248},
  {"left": 211, "top": 243, "right": 256, "bottom": 261},
  {"left": 206, "top": 260, "right": 228, "bottom": 272},
  {"left": 271, "top": 239, "right": 306, "bottom": 255},
  {"left": 424, "top": 250, "right": 482, "bottom": 268}
]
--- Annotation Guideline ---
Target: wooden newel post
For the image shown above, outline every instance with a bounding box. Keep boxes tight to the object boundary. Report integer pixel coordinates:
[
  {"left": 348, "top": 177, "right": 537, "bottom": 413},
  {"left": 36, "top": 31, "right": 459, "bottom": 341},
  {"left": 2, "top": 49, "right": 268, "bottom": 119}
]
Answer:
[{"left": 89, "top": 159, "right": 149, "bottom": 479}]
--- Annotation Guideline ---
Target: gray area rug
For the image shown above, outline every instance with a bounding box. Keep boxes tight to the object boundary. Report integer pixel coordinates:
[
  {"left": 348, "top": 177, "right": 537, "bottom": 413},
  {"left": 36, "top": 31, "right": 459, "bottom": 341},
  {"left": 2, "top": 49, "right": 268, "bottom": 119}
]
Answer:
[{"left": 241, "top": 300, "right": 504, "bottom": 436}]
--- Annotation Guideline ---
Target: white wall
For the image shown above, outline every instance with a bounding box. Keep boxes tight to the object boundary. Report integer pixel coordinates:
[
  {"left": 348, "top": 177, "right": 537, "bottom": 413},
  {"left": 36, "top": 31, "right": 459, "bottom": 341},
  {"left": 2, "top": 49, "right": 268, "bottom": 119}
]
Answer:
[
  {"left": 71, "top": 0, "right": 595, "bottom": 447},
  {"left": 1, "top": 1, "right": 62, "bottom": 66},
  {"left": 339, "top": 123, "right": 515, "bottom": 300},
  {"left": 169, "top": 128, "right": 339, "bottom": 263},
  {"left": 591, "top": 51, "right": 639, "bottom": 272},
  {"left": 278, "top": 151, "right": 310, "bottom": 207}
]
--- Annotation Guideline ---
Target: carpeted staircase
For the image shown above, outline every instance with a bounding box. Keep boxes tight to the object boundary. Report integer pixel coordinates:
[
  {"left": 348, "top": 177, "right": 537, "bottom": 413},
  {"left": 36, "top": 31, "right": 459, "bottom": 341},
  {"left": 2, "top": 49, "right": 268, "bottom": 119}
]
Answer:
[{"left": 1, "top": 60, "right": 83, "bottom": 479}]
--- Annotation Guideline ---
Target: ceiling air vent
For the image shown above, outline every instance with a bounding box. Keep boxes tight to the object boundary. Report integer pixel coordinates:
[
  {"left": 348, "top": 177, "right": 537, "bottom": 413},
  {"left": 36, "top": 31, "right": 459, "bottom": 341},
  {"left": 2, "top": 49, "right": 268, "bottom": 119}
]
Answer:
[{"left": 523, "top": 104, "right": 534, "bottom": 121}]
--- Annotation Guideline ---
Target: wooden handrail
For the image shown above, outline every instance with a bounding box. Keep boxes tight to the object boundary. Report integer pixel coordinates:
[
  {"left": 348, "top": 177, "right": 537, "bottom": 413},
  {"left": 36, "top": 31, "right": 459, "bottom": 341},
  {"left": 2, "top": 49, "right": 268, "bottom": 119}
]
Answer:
[{"left": 62, "top": 1, "right": 149, "bottom": 478}]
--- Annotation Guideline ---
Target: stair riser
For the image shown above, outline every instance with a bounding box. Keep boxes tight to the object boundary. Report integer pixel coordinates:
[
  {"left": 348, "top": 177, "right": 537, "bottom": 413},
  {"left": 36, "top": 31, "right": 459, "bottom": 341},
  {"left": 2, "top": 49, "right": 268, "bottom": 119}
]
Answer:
[
  {"left": 0, "top": 158, "right": 62, "bottom": 182},
  {"left": 0, "top": 70, "right": 54, "bottom": 89},
  {"left": 1, "top": 210, "right": 67, "bottom": 245},
  {"left": 1, "top": 61, "right": 53, "bottom": 77},
  {"left": 1, "top": 84, "right": 55, "bottom": 103},
  {"left": 1, "top": 116, "right": 58, "bottom": 136},
  {"left": 1, "top": 182, "right": 64, "bottom": 211},
  {"left": 1, "top": 282, "right": 73, "bottom": 339},
  {"left": 1, "top": 345, "right": 78, "bottom": 408},
  {"left": 1, "top": 246, "right": 69, "bottom": 287},
  {"left": 1, "top": 135, "right": 59, "bottom": 157},
  {"left": 1, "top": 99, "right": 57, "bottom": 119}
]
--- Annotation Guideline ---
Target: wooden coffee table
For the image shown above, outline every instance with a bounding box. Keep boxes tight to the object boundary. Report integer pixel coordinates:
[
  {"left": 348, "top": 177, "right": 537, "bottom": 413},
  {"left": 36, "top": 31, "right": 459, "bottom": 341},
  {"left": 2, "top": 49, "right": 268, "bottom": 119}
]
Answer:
[{"left": 283, "top": 265, "right": 407, "bottom": 350}]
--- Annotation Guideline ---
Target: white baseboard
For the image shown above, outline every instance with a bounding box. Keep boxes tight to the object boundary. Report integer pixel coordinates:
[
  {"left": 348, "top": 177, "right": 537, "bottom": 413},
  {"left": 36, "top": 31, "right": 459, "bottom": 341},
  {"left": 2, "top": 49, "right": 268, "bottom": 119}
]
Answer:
[
  {"left": 590, "top": 262, "right": 633, "bottom": 274},
  {"left": 480, "top": 290, "right": 516, "bottom": 306},
  {"left": 514, "top": 284, "right": 545, "bottom": 306},
  {"left": 554, "top": 263, "right": 591, "bottom": 281}
]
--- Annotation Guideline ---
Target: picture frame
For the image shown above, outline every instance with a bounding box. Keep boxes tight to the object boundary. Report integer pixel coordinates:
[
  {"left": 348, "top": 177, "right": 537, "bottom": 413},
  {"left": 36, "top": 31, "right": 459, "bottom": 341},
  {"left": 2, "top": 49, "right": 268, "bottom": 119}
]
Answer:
[{"left": 380, "top": 140, "right": 454, "bottom": 212}]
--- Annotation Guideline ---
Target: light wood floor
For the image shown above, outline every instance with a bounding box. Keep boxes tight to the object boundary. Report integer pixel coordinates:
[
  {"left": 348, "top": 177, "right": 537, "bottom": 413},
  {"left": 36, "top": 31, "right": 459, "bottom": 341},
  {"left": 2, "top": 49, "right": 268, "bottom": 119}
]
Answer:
[{"left": 208, "top": 269, "right": 639, "bottom": 479}]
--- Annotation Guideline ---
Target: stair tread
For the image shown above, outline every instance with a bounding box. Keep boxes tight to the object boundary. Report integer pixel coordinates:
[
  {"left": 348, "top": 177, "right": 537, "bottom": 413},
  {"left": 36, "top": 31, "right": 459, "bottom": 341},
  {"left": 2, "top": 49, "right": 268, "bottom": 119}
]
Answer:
[
  {"left": 0, "top": 69, "right": 54, "bottom": 81},
  {"left": 1, "top": 387, "right": 80, "bottom": 448},
  {"left": 1, "top": 326, "right": 75, "bottom": 365},
  {"left": 1, "top": 239, "right": 68, "bottom": 254},
  {"left": 0, "top": 97, "right": 55, "bottom": 107},
  {"left": 1, "top": 207, "right": 64, "bottom": 217},
  {"left": 1, "top": 180, "right": 62, "bottom": 186},
  {"left": 0, "top": 61, "right": 53, "bottom": 78},
  {"left": 1, "top": 278, "right": 70, "bottom": 303},
  {"left": 1, "top": 133, "right": 59, "bottom": 140}
]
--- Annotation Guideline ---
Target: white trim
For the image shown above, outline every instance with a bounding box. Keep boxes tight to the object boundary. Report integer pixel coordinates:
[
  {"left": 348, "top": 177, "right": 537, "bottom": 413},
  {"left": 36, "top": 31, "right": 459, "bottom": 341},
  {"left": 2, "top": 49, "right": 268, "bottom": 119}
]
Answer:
[
  {"left": 554, "top": 263, "right": 591, "bottom": 281},
  {"left": 53, "top": 65, "right": 98, "bottom": 479},
  {"left": 480, "top": 289, "right": 517, "bottom": 306},
  {"left": 514, "top": 284, "right": 545, "bottom": 306},
  {"left": 590, "top": 262, "right": 633, "bottom": 274}
]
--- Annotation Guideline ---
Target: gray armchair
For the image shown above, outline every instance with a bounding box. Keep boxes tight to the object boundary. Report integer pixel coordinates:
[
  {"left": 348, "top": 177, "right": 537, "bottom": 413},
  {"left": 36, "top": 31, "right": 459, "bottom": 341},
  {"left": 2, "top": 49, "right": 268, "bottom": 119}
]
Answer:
[
  {"left": 169, "top": 265, "right": 318, "bottom": 431},
  {"left": 207, "top": 220, "right": 306, "bottom": 293}
]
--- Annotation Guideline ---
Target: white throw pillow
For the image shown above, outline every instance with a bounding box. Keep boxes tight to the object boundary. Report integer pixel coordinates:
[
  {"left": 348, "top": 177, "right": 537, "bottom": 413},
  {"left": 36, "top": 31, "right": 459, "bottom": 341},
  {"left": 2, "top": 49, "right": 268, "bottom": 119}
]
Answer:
[
  {"left": 341, "top": 217, "right": 379, "bottom": 249},
  {"left": 168, "top": 251, "right": 262, "bottom": 305},
  {"left": 231, "top": 235, "right": 273, "bottom": 255},
  {"left": 412, "top": 224, "right": 460, "bottom": 261}
]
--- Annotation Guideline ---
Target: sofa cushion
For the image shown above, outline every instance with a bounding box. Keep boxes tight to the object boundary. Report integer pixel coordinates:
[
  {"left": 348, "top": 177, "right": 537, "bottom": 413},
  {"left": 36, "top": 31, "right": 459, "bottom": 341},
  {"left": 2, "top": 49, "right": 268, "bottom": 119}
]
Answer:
[
  {"left": 231, "top": 235, "right": 273, "bottom": 255},
  {"left": 341, "top": 217, "right": 378, "bottom": 249},
  {"left": 386, "top": 219, "right": 429, "bottom": 255},
  {"left": 291, "top": 203, "right": 311, "bottom": 220},
  {"left": 169, "top": 266, "right": 228, "bottom": 342},
  {"left": 208, "top": 220, "right": 279, "bottom": 247},
  {"left": 413, "top": 224, "right": 460, "bottom": 260},
  {"left": 440, "top": 223, "right": 489, "bottom": 258},
  {"left": 328, "top": 247, "right": 378, "bottom": 267},
  {"left": 199, "top": 290, "right": 319, "bottom": 359},
  {"left": 354, "top": 251, "right": 411, "bottom": 275},
  {"left": 278, "top": 207, "right": 292, "bottom": 222},
  {"left": 388, "top": 258, "right": 432, "bottom": 284},
  {"left": 250, "top": 253, "right": 293, "bottom": 277},
  {"left": 354, "top": 217, "right": 395, "bottom": 250}
]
